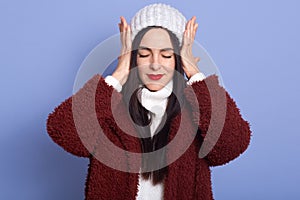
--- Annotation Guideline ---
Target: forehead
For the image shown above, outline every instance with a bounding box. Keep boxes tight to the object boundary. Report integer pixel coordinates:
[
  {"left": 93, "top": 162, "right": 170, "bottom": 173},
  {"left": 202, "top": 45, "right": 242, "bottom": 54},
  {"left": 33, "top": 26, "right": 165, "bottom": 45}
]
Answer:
[{"left": 139, "top": 28, "right": 173, "bottom": 49}]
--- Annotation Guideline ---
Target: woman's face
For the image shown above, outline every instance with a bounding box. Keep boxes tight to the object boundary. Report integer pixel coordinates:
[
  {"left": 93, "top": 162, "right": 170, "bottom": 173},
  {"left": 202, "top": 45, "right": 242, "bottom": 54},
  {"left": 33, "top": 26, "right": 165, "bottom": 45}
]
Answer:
[{"left": 137, "top": 28, "right": 175, "bottom": 91}]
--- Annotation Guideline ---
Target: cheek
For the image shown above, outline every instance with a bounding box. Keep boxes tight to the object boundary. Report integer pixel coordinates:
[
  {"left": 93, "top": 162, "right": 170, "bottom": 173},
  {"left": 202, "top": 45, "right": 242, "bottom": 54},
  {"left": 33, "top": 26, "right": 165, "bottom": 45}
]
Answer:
[
  {"left": 165, "top": 69, "right": 175, "bottom": 82},
  {"left": 137, "top": 65, "right": 146, "bottom": 74},
  {"left": 164, "top": 59, "right": 176, "bottom": 81},
  {"left": 164, "top": 55, "right": 176, "bottom": 67},
  {"left": 163, "top": 59, "right": 176, "bottom": 72},
  {"left": 137, "top": 66, "right": 147, "bottom": 81},
  {"left": 136, "top": 57, "right": 148, "bottom": 67}
]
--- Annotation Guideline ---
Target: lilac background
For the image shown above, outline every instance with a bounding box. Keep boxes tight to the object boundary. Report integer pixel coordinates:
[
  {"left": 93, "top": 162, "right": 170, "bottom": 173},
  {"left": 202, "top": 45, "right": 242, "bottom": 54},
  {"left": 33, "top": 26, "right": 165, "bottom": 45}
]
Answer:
[{"left": 0, "top": 0, "right": 299, "bottom": 199}]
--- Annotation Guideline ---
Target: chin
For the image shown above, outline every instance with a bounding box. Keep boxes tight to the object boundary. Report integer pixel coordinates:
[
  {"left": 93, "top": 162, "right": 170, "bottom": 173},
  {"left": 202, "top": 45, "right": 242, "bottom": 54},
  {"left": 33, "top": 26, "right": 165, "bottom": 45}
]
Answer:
[{"left": 145, "top": 84, "right": 164, "bottom": 92}]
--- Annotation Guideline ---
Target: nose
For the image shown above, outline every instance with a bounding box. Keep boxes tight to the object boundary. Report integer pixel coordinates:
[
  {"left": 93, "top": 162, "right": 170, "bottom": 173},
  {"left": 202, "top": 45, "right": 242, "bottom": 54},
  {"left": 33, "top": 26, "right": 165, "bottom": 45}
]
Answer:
[{"left": 149, "top": 53, "right": 161, "bottom": 71}]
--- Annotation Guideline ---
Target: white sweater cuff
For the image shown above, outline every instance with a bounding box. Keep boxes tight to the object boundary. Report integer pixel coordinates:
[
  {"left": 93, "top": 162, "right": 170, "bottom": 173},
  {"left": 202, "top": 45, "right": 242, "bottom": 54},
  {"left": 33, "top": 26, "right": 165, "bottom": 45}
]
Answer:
[
  {"left": 104, "top": 75, "right": 122, "bottom": 92},
  {"left": 187, "top": 72, "right": 206, "bottom": 85}
]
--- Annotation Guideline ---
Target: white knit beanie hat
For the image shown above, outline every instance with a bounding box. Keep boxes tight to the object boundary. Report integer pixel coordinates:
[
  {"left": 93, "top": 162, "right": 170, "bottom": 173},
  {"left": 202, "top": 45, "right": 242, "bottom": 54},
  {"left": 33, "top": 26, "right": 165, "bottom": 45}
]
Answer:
[{"left": 130, "top": 3, "right": 187, "bottom": 46}]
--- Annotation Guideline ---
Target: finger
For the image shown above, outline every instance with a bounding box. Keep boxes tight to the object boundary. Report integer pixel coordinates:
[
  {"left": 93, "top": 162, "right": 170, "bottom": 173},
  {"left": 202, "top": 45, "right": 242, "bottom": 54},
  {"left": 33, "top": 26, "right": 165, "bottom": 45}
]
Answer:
[
  {"left": 126, "top": 26, "right": 131, "bottom": 50},
  {"left": 191, "top": 17, "right": 198, "bottom": 41},
  {"left": 119, "top": 19, "right": 124, "bottom": 46},
  {"left": 182, "top": 30, "right": 189, "bottom": 48},
  {"left": 120, "top": 16, "right": 128, "bottom": 33},
  {"left": 191, "top": 16, "right": 195, "bottom": 28},
  {"left": 122, "top": 25, "right": 126, "bottom": 50},
  {"left": 190, "top": 22, "right": 197, "bottom": 40},
  {"left": 190, "top": 17, "right": 195, "bottom": 39},
  {"left": 122, "top": 24, "right": 126, "bottom": 39},
  {"left": 187, "top": 19, "right": 191, "bottom": 32},
  {"left": 190, "top": 16, "right": 196, "bottom": 28},
  {"left": 194, "top": 23, "right": 198, "bottom": 32},
  {"left": 193, "top": 23, "right": 198, "bottom": 39},
  {"left": 121, "top": 16, "right": 128, "bottom": 28},
  {"left": 120, "top": 16, "right": 125, "bottom": 24},
  {"left": 189, "top": 17, "right": 196, "bottom": 41},
  {"left": 192, "top": 16, "right": 197, "bottom": 34},
  {"left": 121, "top": 24, "right": 127, "bottom": 49},
  {"left": 195, "top": 57, "right": 200, "bottom": 63},
  {"left": 192, "top": 16, "right": 196, "bottom": 23},
  {"left": 120, "top": 16, "right": 124, "bottom": 32},
  {"left": 186, "top": 21, "right": 191, "bottom": 42},
  {"left": 185, "top": 18, "right": 190, "bottom": 29},
  {"left": 119, "top": 21, "right": 123, "bottom": 33}
]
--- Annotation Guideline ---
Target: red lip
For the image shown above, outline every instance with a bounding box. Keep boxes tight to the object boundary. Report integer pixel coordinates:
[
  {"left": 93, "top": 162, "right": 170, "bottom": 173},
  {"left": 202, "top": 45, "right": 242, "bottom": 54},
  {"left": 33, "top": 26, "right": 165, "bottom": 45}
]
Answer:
[{"left": 147, "top": 74, "right": 164, "bottom": 80}]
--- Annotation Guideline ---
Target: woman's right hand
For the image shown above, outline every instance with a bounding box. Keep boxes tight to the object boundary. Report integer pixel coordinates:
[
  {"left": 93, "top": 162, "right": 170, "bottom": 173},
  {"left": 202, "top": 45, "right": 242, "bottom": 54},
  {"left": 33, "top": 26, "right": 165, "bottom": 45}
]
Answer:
[{"left": 112, "top": 16, "right": 132, "bottom": 85}]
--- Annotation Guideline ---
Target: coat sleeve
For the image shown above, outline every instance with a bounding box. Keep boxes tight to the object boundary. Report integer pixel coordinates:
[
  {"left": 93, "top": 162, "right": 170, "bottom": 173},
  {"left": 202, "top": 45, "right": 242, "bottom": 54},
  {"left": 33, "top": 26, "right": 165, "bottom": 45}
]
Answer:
[
  {"left": 184, "top": 74, "right": 251, "bottom": 166},
  {"left": 46, "top": 74, "right": 119, "bottom": 157}
]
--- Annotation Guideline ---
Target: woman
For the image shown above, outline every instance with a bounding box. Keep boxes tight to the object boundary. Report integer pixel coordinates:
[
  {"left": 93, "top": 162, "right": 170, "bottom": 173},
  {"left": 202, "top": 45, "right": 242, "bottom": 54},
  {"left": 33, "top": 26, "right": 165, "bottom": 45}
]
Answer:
[{"left": 47, "top": 3, "right": 251, "bottom": 200}]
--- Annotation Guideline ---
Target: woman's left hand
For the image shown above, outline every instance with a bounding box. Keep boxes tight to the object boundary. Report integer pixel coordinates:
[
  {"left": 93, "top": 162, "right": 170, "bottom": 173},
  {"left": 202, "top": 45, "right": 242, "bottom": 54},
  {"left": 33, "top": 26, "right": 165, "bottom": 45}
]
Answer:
[{"left": 181, "top": 16, "right": 200, "bottom": 79}]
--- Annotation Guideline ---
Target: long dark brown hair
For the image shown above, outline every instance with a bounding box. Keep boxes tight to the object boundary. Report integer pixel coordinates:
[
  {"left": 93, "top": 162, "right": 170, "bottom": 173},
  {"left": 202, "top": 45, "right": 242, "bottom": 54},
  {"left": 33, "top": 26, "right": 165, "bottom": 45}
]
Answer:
[{"left": 122, "top": 26, "right": 186, "bottom": 185}]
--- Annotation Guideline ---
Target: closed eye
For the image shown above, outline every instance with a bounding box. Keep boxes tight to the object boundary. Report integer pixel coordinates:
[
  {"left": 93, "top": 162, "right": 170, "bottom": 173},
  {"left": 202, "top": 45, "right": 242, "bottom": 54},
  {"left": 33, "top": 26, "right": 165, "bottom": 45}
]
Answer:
[
  {"left": 138, "top": 54, "right": 150, "bottom": 58},
  {"left": 162, "top": 55, "right": 173, "bottom": 58}
]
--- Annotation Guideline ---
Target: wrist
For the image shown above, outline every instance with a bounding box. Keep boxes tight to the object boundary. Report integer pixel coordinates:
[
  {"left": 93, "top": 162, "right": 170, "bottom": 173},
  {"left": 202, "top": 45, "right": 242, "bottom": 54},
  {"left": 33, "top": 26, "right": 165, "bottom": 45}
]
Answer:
[
  {"left": 185, "top": 67, "right": 200, "bottom": 79},
  {"left": 105, "top": 75, "right": 122, "bottom": 92},
  {"left": 112, "top": 69, "right": 128, "bottom": 85},
  {"left": 187, "top": 72, "right": 206, "bottom": 85}
]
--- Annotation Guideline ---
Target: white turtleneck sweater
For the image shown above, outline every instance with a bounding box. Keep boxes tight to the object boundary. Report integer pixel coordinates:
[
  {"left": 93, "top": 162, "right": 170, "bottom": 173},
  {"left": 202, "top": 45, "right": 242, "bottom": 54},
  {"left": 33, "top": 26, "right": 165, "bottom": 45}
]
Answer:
[{"left": 104, "top": 72, "right": 205, "bottom": 200}]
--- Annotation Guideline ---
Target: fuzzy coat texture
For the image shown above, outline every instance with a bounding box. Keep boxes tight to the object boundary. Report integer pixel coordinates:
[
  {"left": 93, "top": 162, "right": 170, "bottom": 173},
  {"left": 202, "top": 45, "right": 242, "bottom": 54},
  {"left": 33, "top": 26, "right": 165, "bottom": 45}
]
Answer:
[{"left": 47, "top": 74, "right": 251, "bottom": 200}]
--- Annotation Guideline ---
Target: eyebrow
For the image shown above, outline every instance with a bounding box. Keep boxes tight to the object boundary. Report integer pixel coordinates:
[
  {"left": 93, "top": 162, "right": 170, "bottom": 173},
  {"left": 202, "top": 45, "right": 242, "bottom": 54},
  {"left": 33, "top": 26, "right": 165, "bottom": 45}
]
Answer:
[{"left": 138, "top": 46, "right": 174, "bottom": 52}]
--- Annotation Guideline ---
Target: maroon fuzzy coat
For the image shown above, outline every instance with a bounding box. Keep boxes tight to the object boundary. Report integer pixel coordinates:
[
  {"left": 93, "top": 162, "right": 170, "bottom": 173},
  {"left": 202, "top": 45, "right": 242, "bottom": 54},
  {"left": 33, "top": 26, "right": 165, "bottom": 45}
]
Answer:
[{"left": 47, "top": 74, "right": 251, "bottom": 200}]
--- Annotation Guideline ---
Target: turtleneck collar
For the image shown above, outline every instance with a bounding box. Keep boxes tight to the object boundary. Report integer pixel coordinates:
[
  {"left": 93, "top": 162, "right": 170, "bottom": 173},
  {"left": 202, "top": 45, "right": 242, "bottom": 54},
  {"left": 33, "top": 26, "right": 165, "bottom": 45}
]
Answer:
[{"left": 139, "top": 80, "right": 173, "bottom": 117}]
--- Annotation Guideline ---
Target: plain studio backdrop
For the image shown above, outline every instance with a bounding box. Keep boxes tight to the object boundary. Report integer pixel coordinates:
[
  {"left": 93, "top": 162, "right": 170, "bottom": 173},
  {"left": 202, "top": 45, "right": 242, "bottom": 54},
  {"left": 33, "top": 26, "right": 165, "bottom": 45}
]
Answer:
[{"left": 0, "top": 0, "right": 299, "bottom": 199}]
